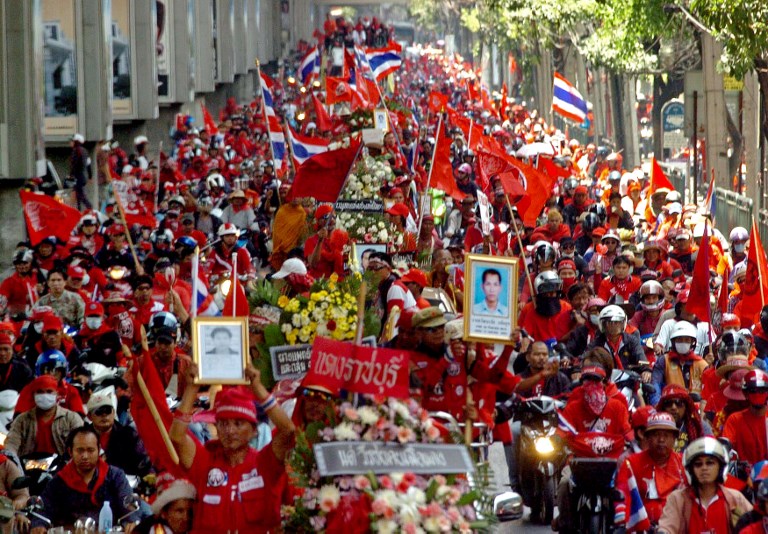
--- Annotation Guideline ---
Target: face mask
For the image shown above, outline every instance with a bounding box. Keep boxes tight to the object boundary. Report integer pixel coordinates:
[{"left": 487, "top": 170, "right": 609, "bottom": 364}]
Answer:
[
  {"left": 34, "top": 393, "right": 57, "bottom": 411},
  {"left": 734, "top": 243, "right": 746, "bottom": 254},
  {"left": 85, "top": 318, "right": 103, "bottom": 330},
  {"left": 34, "top": 322, "right": 43, "bottom": 335},
  {"left": 589, "top": 314, "right": 600, "bottom": 326},
  {"left": 534, "top": 295, "right": 562, "bottom": 318},
  {"left": 583, "top": 380, "right": 607, "bottom": 417},
  {"left": 674, "top": 342, "right": 692, "bottom": 354},
  {"left": 561, "top": 277, "right": 576, "bottom": 292}
]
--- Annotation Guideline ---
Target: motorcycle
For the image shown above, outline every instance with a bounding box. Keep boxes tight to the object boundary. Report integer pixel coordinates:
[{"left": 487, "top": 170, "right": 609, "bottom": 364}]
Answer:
[
  {"left": 565, "top": 432, "right": 626, "bottom": 534},
  {"left": 18, "top": 453, "right": 66, "bottom": 497},
  {"left": 496, "top": 395, "right": 566, "bottom": 525}
]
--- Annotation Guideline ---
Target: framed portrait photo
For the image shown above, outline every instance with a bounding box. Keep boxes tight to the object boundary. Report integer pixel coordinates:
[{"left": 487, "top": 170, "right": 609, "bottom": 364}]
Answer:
[
  {"left": 463, "top": 254, "right": 519, "bottom": 344},
  {"left": 352, "top": 242, "right": 388, "bottom": 272},
  {"left": 192, "top": 317, "right": 249, "bottom": 385}
]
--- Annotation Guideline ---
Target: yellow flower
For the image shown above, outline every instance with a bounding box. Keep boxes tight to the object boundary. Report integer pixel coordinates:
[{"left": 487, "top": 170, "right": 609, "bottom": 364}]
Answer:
[
  {"left": 277, "top": 295, "right": 290, "bottom": 308},
  {"left": 329, "top": 273, "right": 339, "bottom": 283}
]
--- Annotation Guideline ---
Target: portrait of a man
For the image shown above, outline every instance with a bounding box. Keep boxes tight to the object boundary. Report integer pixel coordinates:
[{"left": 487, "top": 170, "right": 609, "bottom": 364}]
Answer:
[
  {"left": 206, "top": 326, "right": 239, "bottom": 355},
  {"left": 193, "top": 318, "right": 248, "bottom": 384},
  {"left": 473, "top": 268, "right": 508, "bottom": 317}
]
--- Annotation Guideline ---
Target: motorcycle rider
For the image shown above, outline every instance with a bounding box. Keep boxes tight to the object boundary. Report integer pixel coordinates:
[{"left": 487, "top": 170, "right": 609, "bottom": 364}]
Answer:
[
  {"left": 518, "top": 272, "right": 576, "bottom": 348},
  {"left": 723, "top": 369, "right": 768, "bottom": 467},
  {"left": 616, "top": 412, "right": 685, "bottom": 529},
  {"left": 206, "top": 223, "right": 254, "bottom": 280},
  {"left": 657, "top": 384, "right": 711, "bottom": 453},
  {"left": 650, "top": 320, "right": 709, "bottom": 405},
  {"left": 0, "top": 249, "right": 42, "bottom": 316},
  {"left": 657, "top": 437, "right": 752, "bottom": 533},
  {"left": 587, "top": 304, "right": 646, "bottom": 374},
  {"left": 629, "top": 279, "right": 667, "bottom": 341}
]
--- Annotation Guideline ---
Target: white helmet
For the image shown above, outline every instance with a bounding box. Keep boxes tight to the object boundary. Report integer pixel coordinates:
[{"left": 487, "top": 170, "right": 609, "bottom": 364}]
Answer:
[
  {"left": 730, "top": 226, "right": 749, "bottom": 242},
  {"left": 670, "top": 320, "right": 697, "bottom": 341},
  {"left": 598, "top": 305, "right": 626, "bottom": 332},
  {"left": 217, "top": 223, "right": 239, "bottom": 237},
  {"left": 534, "top": 271, "right": 562, "bottom": 294},
  {"left": 206, "top": 173, "right": 225, "bottom": 189},
  {"left": 639, "top": 280, "right": 665, "bottom": 311},
  {"left": 682, "top": 437, "right": 727, "bottom": 484}
]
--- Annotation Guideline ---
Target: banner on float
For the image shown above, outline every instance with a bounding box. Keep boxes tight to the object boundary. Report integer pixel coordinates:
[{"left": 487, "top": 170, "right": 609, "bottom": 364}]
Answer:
[
  {"left": 305, "top": 337, "right": 410, "bottom": 398},
  {"left": 314, "top": 442, "right": 475, "bottom": 476},
  {"left": 334, "top": 199, "right": 384, "bottom": 213},
  {"left": 269, "top": 344, "right": 312, "bottom": 380}
]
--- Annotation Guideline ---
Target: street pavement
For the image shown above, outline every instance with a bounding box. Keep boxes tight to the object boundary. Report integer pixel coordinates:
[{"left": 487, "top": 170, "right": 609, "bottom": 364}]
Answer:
[{"left": 488, "top": 441, "right": 554, "bottom": 533}]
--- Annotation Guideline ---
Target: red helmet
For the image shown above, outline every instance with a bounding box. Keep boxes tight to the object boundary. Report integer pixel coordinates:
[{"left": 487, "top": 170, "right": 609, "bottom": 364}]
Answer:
[{"left": 743, "top": 370, "right": 768, "bottom": 393}]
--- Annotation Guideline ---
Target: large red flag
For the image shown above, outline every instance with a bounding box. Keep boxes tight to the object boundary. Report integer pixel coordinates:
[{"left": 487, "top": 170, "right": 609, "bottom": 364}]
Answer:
[
  {"left": 326, "top": 77, "right": 352, "bottom": 104},
  {"left": 538, "top": 156, "right": 573, "bottom": 181},
  {"left": 129, "top": 351, "right": 184, "bottom": 477},
  {"left": 737, "top": 219, "right": 768, "bottom": 324},
  {"left": 429, "top": 121, "right": 464, "bottom": 201},
  {"left": 650, "top": 157, "right": 674, "bottom": 193},
  {"left": 685, "top": 223, "right": 711, "bottom": 321},
  {"left": 287, "top": 137, "right": 362, "bottom": 202},
  {"left": 200, "top": 103, "right": 218, "bottom": 136},
  {"left": 311, "top": 94, "right": 333, "bottom": 131},
  {"left": 719, "top": 265, "right": 731, "bottom": 314},
  {"left": 19, "top": 190, "right": 82, "bottom": 246},
  {"left": 428, "top": 91, "right": 449, "bottom": 113}
]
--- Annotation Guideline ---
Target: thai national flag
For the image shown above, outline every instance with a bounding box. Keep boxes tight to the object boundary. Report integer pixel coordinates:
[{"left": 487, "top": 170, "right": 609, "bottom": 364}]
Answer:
[
  {"left": 190, "top": 255, "right": 219, "bottom": 317},
  {"left": 299, "top": 47, "right": 320, "bottom": 85},
  {"left": 287, "top": 126, "right": 330, "bottom": 165},
  {"left": 624, "top": 466, "right": 651, "bottom": 531},
  {"left": 260, "top": 72, "right": 277, "bottom": 115},
  {"left": 364, "top": 44, "right": 403, "bottom": 81},
  {"left": 552, "top": 72, "right": 589, "bottom": 124},
  {"left": 259, "top": 72, "right": 286, "bottom": 168}
]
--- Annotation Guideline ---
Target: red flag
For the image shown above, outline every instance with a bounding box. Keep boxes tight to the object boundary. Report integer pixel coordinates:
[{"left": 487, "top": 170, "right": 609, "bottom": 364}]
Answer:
[
  {"left": 223, "top": 269, "right": 250, "bottom": 317},
  {"left": 200, "top": 103, "right": 218, "bottom": 136},
  {"left": 287, "top": 137, "right": 362, "bottom": 202},
  {"left": 311, "top": 94, "right": 333, "bottom": 131},
  {"left": 467, "top": 80, "right": 479, "bottom": 103},
  {"left": 428, "top": 91, "right": 449, "bottom": 113},
  {"left": 326, "top": 77, "right": 352, "bottom": 104},
  {"left": 538, "top": 156, "right": 572, "bottom": 181},
  {"left": 499, "top": 83, "right": 509, "bottom": 120},
  {"left": 430, "top": 120, "right": 464, "bottom": 201},
  {"left": 719, "top": 265, "right": 731, "bottom": 314},
  {"left": 129, "top": 352, "right": 184, "bottom": 477},
  {"left": 685, "top": 223, "right": 711, "bottom": 321},
  {"left": 19, "top": 190, "right": 82, "bottom": 246},
  {"left": 650, "top": 157, "right": 674, "bottom": 193},
  {"left": 495, "top": 171, "right": 531, "bottom": 217},
  {"left": 737, "top": 219, "right": 768, "bottom": 324}
]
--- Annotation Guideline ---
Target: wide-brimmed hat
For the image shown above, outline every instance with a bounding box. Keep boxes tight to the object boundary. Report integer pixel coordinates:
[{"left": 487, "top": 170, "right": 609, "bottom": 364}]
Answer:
[
  {"left": 723, "top": 369, "right": 750, "bottom": 401},
  {"left": 716, "top": 354, "right": 753, "bottom": 378}
]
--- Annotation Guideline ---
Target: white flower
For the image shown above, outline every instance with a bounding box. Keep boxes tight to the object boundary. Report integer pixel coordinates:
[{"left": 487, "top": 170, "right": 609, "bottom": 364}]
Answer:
[
  {"left": 423, "top": 517, "right": 441, "bottom": 533},
  {"left": 398, "top": 502, "right": 420, "bottom": 525},
  {"left": 333, "top": 422, "right": 359, "bottom": 441},
  {"left": 358, "top": 406, "right": 380, "bottom": 425},
  {"left": 318, "top": 485, "right": 341, "bottom": 512},
  {"left": 378, "top": 229, "right": 389, "bottom": 241},
  {"left": 291, "top": 315, "right": 301, "bottom": 327},
  {"left": 378, "top": 221, "right": 386, "bottom": 229},
  {"left": 406, "top": 486, "right": 426, "bottom": 505},
  {"left": 280, "top": 323, "right": 292, "bottom": 333},
  {"left": 375, "top": 520, "right": 398, "bottom": 534}
]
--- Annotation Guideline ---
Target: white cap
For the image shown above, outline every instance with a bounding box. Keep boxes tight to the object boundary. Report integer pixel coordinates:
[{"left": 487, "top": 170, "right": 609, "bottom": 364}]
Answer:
[
  {"left": 667, "top": 202, "right": 682, "bottom": 215},
  {"left": 121, "top": 165, "right": 134, "bottom": 175},
  {"left": 134, "top": 135, "right": 149, "bottom": 145},
  {"left": 72, "top": 133, "right": 85, "bottom": 144},
  {"left": 272, "top": 258, "right": 307, "bottom": 279},
  {"left": 87, "top": 386, "right": 117, "bottom": 413}
]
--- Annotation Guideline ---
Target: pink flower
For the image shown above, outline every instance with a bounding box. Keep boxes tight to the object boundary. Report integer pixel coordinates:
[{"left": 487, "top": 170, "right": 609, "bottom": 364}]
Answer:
[
  {"left": 425, "top": 425, "right": 441, "bottom": 441},
  {"left": 447, "top": 506, "right": 461, "bottom": 522},
  {"left": 354, "top": 475, "right": 371, "bottom": 490},
  {"left": 404, "top": 524, "right": 419, "bottom": 534},
  {"left": 427, "top": 502, "right": 442, "bottom": 517},
  {"left": 379, "top": 475, "right": 394, "bottom": 490},
  {"left": 397, "top": 426, "right": 415, "bottom": 443},
  {"left": 438, "top": 516, "right": 452, "bottom": 531},
  {"left": 364, "top": 233, "right": 373, "bottom": 243},
  {"left": 344, "top": 406, "right": 359, "bottom": 421},
  {"left": 447, "top": 488, "right": 462, "bottom": 505},
  {"left": 371, "top": 498, "right": 394, "bottom": 519},
  {"left": 397, "top": 472, "right": 417, "bottom": 492}
]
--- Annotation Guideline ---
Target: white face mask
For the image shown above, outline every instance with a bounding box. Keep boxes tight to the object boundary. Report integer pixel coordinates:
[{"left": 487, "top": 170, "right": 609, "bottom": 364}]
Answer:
[
  {"left": 674, "top": 341, "right": 692, "bottom": 354},
  {"left": 34, "top": 393, "right": 57, "bottom": 411},
  {"left": 85, "top": 317, "right": 103, "bottom": 330},
  {"left": 734, "top": 243, "right": 746, "bottom": 254},
  {"left": 33, "top": 322, "right": 43, "bottom": 335},
  {"left": 589, "top": 314, "right": 600, "bottom": 326}
]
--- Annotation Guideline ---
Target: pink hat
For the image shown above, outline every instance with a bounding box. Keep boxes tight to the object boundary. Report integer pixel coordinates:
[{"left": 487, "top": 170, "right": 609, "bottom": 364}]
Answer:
[
  {"left": 215, "top": 388, "right": 258, "bottom": 423},
  {"left": 644, "top": 412, "right": 679, "bottom": 434}
]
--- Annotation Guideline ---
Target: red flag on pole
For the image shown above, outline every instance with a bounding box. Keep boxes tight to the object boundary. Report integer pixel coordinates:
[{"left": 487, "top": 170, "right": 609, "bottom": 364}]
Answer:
[
  {"left": 684, "top": 223, "right": 711, "bottom": 321},
  {"left": 19, "top": 190, "right": 82, "bottom": 246},
  {"left": 430, "top": 122, "right": 464, "bottom": 201},
  {"left": 200, "top": 103, "right": 218, "bottom": 136},
  {"left": 719, "top": 265, "right": 731, "bottom": 314},
  {"left": 428, "top": 91, "right": 449, "bottom": 113},
  {"left": 311, "top": 94, "right": 333, "bottom": 131},
  {"left": 222, "top": 270, "right": 250, "bottom": 317},
  {"left": 736, "top": 219, "right": 768, "bottom": 325},
  {"left": 287, "top": 137, "right": 362, "bottom": 202},
  {"left": 650, "top": 157, "right": 675, "bottom": 193},
  {"left": 325, "top": 77, "right": 352, "bottom": 104},
  {"left": 129, "top": 352, "right": 184, "bottom": 477}
]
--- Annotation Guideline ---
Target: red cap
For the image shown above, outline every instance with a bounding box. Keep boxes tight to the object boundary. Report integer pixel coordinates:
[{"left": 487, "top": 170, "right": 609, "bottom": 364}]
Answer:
[
  {"left": 592, "top": 227, "right": 606, "bottom": 237},
  {"left": 85, "top": 302, "right": 104, "bottom": 317},
  {"left": 385, "top": 203, "right": 410, "bottom": 218},
  {"left": 314, "top": 204, "right": 334, "bottom": 221},
  {"left": 558, "top": 259, "right": 577, "bottom": 272},
  {"left": 574, "top": 185, "right": 588, "bottom": 195},
  {"left": 401, "top": 269, "right": 428, "bottom": 288},
  {"left": 581, "top": 365, "right": 606, "bottom": 380},
  {"left": 31, "top": 375, "right": 58, "bottom": 392},
  {"left": 42, "top": 315, "right": 63, "bottom": 332},
  {"left": 215, "top": 388, "right": 258, "bottom": 424},
  {"left": 67, "top": 265, "right": 85, "bottom": 280},
  {"left": 630, "top": 405, "right": 655, "bottom": 429},
  {"left": 0, "top": 334, "right": 12, "bottom": 347},
  {"left": 106, "top": 224, "right": 126, "bottom": 236},
  {"left": 659, "top": 383, "right": 689, "bottom": 403}
]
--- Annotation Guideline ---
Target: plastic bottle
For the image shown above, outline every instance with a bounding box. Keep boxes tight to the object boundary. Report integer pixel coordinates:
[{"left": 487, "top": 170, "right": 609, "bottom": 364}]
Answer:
[{"left": 98, "top": 500, "right": 113, "bottom": 533}]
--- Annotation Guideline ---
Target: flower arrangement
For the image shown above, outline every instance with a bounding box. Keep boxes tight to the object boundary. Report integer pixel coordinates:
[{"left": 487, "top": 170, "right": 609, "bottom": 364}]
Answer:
[
  {"left": 283, "top": 396, "right": 495, "bottom": 533},
  {"left": 340, "top": 153, "right": 393, "bottom": 200},
  {"left": 348, "top": 108, "right": 375, "bottom": 131}
]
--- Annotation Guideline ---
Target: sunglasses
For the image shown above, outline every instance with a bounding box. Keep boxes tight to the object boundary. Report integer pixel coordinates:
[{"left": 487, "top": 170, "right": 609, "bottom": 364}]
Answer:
[
  {"left": 419, "top": 326, "right": 444, "bottom": 333},
  {"left": 661, "top": 399, "right": 686, "bottom": 408},
  {"left": 301, "top": 388, "right": 332, "bottom": 401},
  {"left": 92, "top": 405, "right": 114, "bottom": 417}
]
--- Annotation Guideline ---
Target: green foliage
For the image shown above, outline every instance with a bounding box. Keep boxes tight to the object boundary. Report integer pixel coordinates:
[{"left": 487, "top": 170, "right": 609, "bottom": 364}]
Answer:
[
  {"left": 691, "top": 0, "right": 768, "bottom": 78},
  {"left": 248, "top": 279, "right": 281, "bottom": 308}
]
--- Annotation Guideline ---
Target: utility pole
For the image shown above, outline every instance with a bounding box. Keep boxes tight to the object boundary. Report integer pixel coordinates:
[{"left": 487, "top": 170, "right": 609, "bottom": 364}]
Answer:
[{"left": 701, "top": 33, "right": 729, "bottom": 193}]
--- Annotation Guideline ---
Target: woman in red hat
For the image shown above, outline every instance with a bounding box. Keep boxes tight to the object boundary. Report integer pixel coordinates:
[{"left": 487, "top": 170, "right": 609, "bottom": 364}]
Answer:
[{"left": 385, "top": 203, "right": 416, "bottom": 252}]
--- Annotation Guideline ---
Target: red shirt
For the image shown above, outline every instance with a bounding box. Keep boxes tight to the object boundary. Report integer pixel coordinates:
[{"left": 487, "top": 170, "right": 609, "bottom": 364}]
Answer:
[
  {"left": 518, "top": 300, "right": 574, "bottom": 344},
  {"left": 597, "top": 275, "right": 642, "bottom": 302},
  {"left": 558, "top": 395, "right": 631, "bottom": 437},
  {"left": 616, "top": 450, "right": 684, "bottom": 525},
  {"left": 187, "top": 440, "right": 285, "bottom": 534},
  {"left": 35, "top": 414, "right": 55, "bottom": 454},
  {"left": 700, "top": 366, "right": 723, "bottom": 408},
  {"left": 687, "top": 489, "right": 731, "bottom": 534},
  {"left": 723, "top": 409, "right": 768, "bottom": 466}
]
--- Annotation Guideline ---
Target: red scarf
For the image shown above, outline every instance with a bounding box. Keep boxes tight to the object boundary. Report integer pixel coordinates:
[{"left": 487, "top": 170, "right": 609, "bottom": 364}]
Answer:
[
  {"left": 583, "top": 381, "right": 608, "bottom": 417},
  {"left": 58, "top": 459, "right": 110, "bottom": 506}
]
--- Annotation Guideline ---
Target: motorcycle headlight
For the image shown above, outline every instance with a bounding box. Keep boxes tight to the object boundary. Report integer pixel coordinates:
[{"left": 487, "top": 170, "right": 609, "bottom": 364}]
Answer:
[{"left": 534, "top": 436, "right": 555, "bottom": 455}]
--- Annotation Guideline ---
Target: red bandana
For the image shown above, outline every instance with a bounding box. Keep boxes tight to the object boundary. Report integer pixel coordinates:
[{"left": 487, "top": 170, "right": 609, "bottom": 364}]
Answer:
[{"left": 58, "top": 458, "right": 110, "bottom": 506}]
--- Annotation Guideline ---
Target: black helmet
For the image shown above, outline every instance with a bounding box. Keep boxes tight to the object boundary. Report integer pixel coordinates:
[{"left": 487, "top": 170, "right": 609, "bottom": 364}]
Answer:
[
  {"left": 596, "top": 146, "right": 611, "bottom": 159},
  {"left": 534, "top": 241, "right": 557, "bottom": 265},
  {"left": 717, "top": 331, "right": 752, "bottom": 362},
  {"left": 581, "top": 213, "right": 601, "bottom": 233},
  {"left": 588, "top": 203, "right": 607, "bottom": 223}
]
